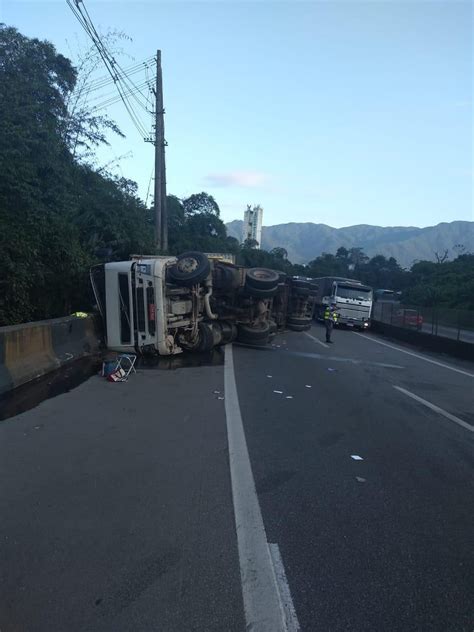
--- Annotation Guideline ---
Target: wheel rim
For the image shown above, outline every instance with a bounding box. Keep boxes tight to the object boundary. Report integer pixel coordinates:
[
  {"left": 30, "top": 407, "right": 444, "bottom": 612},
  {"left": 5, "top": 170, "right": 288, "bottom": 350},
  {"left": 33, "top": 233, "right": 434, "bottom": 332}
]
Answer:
[{"left": 177, "top": 256, "right": 199, "bottom": 273}]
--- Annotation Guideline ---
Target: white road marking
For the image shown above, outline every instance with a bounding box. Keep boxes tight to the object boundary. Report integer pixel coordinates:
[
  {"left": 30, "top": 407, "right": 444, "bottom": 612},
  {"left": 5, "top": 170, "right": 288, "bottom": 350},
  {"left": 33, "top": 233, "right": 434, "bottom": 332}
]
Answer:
[
  {"left": 224, "top": 345, "right": 296, "bottom": 631},
  {"left": 304, "top": 331, "right": 329, "bottom": 348},
  {"left": 393, "top": 386, "right": 474, "bottom": 433},
  {"left": 353, "top": 332, "right": 474, "bottom": 378},
  {"left": 268, "top": 543, "right": 301, "bottom": 632}
]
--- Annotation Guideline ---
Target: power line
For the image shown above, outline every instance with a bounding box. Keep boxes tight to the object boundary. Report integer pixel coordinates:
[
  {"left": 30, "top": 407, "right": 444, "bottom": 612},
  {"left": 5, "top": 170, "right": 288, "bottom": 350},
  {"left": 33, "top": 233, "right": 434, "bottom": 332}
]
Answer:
[
  {"left": 67, "top": 0, "right": 152, "bottom": 138},
  {"left": 86, "top": 61, "right": 153, "bottom": 94},
  {"left": 86, "top": 57, "right": 155, "bottom": 92},
  {"left": 91, "top": 81, "right": 152, "bottom": 112}
]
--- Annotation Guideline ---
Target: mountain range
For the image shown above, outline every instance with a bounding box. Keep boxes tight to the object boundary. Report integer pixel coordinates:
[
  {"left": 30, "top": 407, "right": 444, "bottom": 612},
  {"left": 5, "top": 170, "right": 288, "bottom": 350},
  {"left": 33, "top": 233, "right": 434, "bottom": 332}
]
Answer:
[{"left": 225, "top": 220, "right": 474, "bottom": 268}]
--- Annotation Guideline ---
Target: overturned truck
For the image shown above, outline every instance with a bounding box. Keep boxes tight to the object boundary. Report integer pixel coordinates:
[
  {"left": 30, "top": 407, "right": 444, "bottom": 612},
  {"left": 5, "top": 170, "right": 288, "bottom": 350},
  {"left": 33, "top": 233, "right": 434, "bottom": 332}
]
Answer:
[{"left": 90, "top": 252, "right": 284, "bottom": 355}]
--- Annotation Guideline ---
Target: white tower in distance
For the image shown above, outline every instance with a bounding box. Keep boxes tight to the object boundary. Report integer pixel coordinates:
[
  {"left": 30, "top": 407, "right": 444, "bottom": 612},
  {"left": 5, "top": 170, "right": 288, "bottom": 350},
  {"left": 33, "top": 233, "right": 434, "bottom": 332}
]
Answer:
[{"left": 242, "top": 204, "right": 263, "bottom": 248}]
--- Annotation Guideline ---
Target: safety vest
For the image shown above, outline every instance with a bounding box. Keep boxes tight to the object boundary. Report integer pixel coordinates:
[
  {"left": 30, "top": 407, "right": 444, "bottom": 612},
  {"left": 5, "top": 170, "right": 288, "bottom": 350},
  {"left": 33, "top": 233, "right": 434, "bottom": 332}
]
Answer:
[{"left": 324, "top": 307, "right": 339, "bottom": 323}]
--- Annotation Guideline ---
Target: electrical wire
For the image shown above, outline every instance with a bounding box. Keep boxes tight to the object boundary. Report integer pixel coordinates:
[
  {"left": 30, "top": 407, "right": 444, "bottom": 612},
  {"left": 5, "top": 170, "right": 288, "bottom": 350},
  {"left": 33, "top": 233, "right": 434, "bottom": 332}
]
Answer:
[
  {"left": 67, "top": 0, "right": 151, "bottom": 138},
  {"left": 91, "top": 81, "right": 152, "bottom": 111},
  {"left": 86, "top": 57, "right": 154, "bottom": 92}
]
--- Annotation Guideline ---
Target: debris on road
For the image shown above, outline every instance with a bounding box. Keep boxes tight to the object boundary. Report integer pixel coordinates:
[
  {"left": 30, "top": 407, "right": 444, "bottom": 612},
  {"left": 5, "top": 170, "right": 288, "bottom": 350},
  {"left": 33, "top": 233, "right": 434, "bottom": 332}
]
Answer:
[
  {"left": 305, "top": 384, "right": 312, "bottom": 388},
  {"left": 266, "top": 375, "right": 273, "bottom": 378},
  {"left": 327, "top": 368, "right": 337, "bottom": 372},
  {"left": 286, "top": 396, "right": 293, "bottom": 399},
  {"left": 356, "top": 477, "right": 367, "bottom": 483},
  {"left": 273, "top": 390, "right": 283, "bottom": 394},
  {"left": 351, "top": 455, "right": 364, "bottom": 461},
  {"left": 217, "top": 396, "right": 225, "bottom": 400}
]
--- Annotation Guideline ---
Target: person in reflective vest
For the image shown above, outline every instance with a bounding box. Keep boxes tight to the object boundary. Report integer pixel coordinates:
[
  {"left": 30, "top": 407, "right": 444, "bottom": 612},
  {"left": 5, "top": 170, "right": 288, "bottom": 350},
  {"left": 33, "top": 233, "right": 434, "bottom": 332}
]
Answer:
[{"left": 324, "top": 304, "right": 339, "bottom": 343}]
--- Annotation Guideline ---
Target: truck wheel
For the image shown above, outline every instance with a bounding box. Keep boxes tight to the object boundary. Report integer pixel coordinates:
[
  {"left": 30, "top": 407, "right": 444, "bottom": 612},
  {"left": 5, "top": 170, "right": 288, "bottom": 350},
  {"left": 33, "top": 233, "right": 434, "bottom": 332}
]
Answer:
[
  {"left": 288, "top": 323, "right": 311, "bottom": 332},
  {"left": 287, "top": 316, "right": 311, "bottom": 327},
  {"left": 237, "top": 322, "right": 271, "bottom": 346},
  {"left": 196, "top": 322, "right": 214, "bottom": 352},
  {"left": 290, "top": 279, "right": 311, "bottom": 296},
  {"left": 245, "top": 268, "right": 280, "bottom": 290},
  {"left": 167, "top": 251, "right": 210, "bottom": 287},
  {"left": 243, "top": 285, "right": 278, "bottom": 298}
]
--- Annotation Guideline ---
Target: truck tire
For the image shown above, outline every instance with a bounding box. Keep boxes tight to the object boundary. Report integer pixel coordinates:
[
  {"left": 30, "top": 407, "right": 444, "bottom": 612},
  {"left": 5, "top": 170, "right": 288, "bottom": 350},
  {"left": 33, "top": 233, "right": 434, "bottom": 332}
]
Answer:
[
  {"left": 243, "top": 285, "right": 278, "bottom": 299},
  {"left": 245, "top": 268, "right": 280, "bottom": 291},
  {"left": 290, "top": 279, "right": 311, "bottom": 296},
  {"left": 196, "top": 322, "right": 214, "bottom": 352},
  {"left": 167, "top": 251, "right": 210, "bottom": 287},
  {"left": 287, "top": 316, "right": 312, "bottom": 327},
  {"left": 237, "top": 321, "right": 271, "bottom": 346},
  {"left": 288, "top": 322, "right": 311, "bottom": 332}
]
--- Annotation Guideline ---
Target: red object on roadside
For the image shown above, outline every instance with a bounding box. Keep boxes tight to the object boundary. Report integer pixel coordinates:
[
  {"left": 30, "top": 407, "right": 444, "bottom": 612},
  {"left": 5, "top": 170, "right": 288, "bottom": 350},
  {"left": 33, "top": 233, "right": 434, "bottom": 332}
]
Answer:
[{"left": 107, "top": 368, "right": 126, "bottom": 382}]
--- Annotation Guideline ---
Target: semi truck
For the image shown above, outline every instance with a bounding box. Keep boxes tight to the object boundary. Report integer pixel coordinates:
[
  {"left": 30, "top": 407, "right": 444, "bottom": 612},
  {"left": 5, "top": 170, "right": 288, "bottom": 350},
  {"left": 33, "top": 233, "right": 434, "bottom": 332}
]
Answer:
[{"left": 312, "top": 276, "right": 373, "bottom": 329}]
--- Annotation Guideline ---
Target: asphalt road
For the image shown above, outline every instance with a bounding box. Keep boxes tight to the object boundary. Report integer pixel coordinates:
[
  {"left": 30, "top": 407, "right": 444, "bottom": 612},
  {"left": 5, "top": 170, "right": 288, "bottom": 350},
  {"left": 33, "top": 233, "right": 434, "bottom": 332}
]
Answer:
[{"left": 1, "top": 327, "right": 473, "bottom": 631}]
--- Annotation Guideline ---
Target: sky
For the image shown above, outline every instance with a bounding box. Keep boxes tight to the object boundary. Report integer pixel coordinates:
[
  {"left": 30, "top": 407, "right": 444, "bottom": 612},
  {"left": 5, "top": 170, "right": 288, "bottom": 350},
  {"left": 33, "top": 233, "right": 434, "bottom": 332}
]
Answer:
[{"left": 2, "top": 0, "right": 473, "bottom": 228}]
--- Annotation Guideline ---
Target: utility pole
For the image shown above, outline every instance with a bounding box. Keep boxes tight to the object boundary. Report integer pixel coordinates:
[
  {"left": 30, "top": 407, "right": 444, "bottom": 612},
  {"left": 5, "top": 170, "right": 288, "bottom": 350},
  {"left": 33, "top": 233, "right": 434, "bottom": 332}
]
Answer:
[{"left": 153, "top": 50, "right": 167, "bottom": 251}]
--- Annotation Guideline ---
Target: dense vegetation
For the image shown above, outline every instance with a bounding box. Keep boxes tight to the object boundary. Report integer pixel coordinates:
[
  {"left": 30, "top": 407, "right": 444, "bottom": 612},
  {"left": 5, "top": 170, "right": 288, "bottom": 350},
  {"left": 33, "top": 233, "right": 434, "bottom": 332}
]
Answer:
[{"left": 0, "top": 26, "right": 472, "bottom": 326}]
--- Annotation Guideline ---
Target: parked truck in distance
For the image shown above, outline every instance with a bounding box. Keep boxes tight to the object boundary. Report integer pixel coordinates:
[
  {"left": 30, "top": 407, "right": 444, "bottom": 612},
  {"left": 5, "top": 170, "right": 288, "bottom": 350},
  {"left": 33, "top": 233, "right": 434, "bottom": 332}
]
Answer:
[{"left": 312, "top": 277, "right": 373, "bottom": 329}]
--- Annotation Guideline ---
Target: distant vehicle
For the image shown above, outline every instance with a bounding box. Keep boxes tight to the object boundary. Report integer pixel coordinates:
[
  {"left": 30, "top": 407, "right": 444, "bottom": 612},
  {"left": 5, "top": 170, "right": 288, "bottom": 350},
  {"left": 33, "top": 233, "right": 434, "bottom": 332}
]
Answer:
[
  {"left": 90, "top": 252, "right": 281, "bottom": 355},
  {"left": 392, "top": 308, "right": 423, "bottom": 330},
  {"left": 312, "top": 277, "right": 373, "bottom": 329}
]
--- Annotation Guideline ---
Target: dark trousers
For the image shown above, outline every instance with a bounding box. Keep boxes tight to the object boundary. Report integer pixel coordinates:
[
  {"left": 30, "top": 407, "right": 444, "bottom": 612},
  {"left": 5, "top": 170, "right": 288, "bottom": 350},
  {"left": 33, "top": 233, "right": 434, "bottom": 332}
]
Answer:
[{"left": 325, "top": 320, "right": 333, "bottom": 342}]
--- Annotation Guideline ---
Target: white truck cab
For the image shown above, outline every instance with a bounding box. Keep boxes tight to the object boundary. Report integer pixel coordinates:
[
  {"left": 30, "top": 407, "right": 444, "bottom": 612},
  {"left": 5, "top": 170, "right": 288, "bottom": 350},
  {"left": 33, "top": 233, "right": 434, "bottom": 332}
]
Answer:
[{"left": 92, "top": 256, "right": 188, "bottom": 356}]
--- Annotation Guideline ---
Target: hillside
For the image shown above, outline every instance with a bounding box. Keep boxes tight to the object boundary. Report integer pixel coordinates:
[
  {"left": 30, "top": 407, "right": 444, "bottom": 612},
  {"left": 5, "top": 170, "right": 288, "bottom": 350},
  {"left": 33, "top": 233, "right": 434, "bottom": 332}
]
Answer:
[{"left": 226, "top": 220, "right": 474, "bottom": 268}]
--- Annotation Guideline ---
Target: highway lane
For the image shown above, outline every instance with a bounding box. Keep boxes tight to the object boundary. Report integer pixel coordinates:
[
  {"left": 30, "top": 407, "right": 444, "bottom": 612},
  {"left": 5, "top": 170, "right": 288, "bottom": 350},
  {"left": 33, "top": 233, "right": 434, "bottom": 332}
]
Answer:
[
  {"left": 233, "top": 324, "right": 474, "bottom": 631},
  {"left": 0, "top": 328, "right": 473, "bottom": 631},
  {"left": 0, "top": 357, "right": 244, "bottom": 632}
]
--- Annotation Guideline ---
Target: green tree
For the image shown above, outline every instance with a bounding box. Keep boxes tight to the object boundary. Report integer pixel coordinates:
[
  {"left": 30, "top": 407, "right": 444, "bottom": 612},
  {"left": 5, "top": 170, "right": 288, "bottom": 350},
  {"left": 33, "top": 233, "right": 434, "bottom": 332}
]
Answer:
[
  {"left": 270, "top": 247, "right": 288, "bottom": 260},
  {"left": 243, "top": 238, "right": 259, "bottom": 250},
  {"left": 0, "top": 26, "right": 156, "bottom": 324},
  {"left": 182, "top": 192, "right": 220, "bottom": 217}
]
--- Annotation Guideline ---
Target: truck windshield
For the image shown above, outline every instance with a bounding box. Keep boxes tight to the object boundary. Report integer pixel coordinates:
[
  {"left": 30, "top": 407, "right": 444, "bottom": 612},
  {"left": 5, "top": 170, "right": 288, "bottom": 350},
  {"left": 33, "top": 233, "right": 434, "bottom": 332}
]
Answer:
[{"left": 337, "top": 285, "right": 372, "bottom": 300}]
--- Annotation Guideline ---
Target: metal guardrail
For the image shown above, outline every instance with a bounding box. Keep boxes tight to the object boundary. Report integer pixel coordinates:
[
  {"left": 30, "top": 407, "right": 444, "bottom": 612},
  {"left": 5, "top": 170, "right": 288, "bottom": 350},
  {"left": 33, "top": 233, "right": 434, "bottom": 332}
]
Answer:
[{"left": 372, "top": 303, "right": 474, "bottom": 345}]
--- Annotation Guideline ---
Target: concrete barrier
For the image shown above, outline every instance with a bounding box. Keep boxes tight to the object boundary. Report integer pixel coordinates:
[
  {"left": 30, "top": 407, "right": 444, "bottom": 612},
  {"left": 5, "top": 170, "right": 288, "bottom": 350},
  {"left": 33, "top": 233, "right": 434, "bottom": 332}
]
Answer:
[
  {"left": 0, "top": 316, "right": 101, "bottom": 395},
  {"left": 371, "top": 320, "right": 474, "bottom": 362}
]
